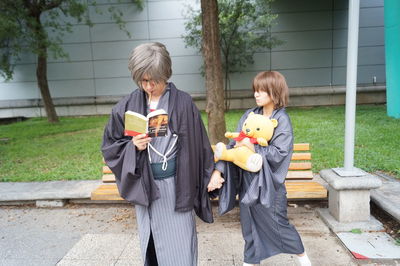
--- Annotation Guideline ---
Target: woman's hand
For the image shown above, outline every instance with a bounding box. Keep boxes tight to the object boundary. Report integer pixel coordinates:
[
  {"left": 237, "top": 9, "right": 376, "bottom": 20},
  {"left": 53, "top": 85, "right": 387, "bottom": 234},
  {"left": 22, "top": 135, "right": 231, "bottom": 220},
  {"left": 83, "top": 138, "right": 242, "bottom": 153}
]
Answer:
[
  {"left": 207, "top": 170, "right": 225, "bottom": 192},
  {"left": 132, "top": 134, "right": 152, "bottom": 151},
  {"left": 234, "top": 138, "right": 255, "bottom": 152}
]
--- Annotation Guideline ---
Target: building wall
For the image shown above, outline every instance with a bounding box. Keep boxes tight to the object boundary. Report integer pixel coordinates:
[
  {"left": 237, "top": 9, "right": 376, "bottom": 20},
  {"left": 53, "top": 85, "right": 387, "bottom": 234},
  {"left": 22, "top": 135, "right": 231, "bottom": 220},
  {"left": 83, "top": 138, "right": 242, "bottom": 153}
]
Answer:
[{"left": 0, "top": 0, "right": 385, "bottom": 117}]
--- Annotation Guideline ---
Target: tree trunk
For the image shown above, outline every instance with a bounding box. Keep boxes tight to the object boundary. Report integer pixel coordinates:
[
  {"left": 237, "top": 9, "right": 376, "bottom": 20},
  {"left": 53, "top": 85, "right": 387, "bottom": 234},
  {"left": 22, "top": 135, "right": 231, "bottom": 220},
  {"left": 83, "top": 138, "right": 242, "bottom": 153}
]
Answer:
[
  {"left": 37, "top": 48, "right": 59, "bottom": 123},
  {"left": 200, "top": 0, "right": 226, "bottom": 144},
  {"left": 35, "top": 18, "right": 59, "bottom": 123}
]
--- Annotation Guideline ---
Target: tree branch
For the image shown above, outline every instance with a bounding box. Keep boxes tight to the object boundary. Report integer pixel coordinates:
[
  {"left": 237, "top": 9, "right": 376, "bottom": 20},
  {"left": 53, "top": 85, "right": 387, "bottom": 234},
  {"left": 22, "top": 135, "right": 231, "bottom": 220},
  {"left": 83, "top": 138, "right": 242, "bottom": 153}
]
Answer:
[{"left": 42, "top": 0, "right": 62, "bottom": 11}]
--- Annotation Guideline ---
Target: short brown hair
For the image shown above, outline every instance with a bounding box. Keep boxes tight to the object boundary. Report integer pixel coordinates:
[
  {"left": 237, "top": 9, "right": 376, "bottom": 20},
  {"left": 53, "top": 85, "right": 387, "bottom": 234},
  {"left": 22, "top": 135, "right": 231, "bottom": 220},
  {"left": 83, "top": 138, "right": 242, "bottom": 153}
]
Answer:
[{"left": 252, "top": 71, "right": 289, "bottom": 108}]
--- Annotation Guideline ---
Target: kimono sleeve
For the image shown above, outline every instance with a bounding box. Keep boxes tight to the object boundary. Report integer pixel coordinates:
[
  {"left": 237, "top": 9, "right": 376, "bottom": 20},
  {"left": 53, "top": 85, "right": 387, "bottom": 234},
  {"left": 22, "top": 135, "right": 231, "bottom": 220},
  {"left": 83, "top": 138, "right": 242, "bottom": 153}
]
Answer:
[
  {"left": 101, "top": 106, "right": 150, "bottom": 206},
  {"left": 192, "top": 103, "right": 215, "bottom": 223}
]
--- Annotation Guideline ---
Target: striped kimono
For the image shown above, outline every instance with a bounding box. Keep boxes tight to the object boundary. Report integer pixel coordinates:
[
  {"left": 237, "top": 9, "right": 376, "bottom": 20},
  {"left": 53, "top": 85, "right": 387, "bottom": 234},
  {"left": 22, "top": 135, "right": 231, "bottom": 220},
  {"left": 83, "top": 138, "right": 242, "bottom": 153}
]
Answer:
[{"left": 135, "top": 88, "right": 197, "bottom": 265}]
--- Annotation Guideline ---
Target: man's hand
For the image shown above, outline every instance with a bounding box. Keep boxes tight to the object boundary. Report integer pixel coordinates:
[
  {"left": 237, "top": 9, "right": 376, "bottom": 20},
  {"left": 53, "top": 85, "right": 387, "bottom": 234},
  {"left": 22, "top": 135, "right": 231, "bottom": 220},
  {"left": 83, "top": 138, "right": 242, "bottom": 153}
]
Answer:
[
  {"left": 207, "top": 170, "right": 225, "bottom": 192},
  {"left": 132, "top": 134, "right": 152, "bottom": 151}
]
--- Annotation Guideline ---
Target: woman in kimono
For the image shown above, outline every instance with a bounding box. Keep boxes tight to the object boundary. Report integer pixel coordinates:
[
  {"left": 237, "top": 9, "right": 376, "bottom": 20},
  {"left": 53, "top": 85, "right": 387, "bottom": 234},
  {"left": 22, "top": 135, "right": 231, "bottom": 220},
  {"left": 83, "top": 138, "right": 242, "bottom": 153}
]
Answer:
[
  {"left": 208, "top": 71, "right": 312, "bottom": 266},
  {"left": 102, "top": 42, "right": 214, "bottom": 266}
]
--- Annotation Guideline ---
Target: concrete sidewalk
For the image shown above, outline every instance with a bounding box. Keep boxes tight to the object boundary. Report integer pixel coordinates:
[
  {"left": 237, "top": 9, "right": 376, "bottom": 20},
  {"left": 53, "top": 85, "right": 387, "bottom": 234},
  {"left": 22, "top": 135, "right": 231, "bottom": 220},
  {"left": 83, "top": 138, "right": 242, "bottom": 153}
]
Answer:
[
  {"left": 57, "top": 205, "right": 355, "bottom": 266},
  {"left": 0, "top": 203, "right": 376, "bottom": 266},
  {"left": 0, "top": 174, "right": 399, "bottom": 265},
  {"left": 371, "top": 172, "right": 400, "bottom": 222}
]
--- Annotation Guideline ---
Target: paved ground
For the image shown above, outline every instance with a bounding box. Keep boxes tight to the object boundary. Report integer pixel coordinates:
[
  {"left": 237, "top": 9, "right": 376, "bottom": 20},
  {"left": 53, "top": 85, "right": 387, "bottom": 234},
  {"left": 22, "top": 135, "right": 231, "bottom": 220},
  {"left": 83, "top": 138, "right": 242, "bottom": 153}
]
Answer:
[
  {"left": 371, "top": 172, "right": 400, "bottom": 222},
  {"left": 1, "top": 203, "right": 399, "bottom": 266},
  {"left": 0, "top": 173, "right": 399, "bottom": 265}
]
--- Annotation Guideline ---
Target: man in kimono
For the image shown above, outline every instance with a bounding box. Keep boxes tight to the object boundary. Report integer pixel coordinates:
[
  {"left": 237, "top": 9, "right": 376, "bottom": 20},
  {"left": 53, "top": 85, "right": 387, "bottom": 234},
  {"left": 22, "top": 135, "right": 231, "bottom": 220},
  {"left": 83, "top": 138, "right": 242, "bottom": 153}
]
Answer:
[{"left": 102, "top": 42, "right": 214, "bottom": 266}]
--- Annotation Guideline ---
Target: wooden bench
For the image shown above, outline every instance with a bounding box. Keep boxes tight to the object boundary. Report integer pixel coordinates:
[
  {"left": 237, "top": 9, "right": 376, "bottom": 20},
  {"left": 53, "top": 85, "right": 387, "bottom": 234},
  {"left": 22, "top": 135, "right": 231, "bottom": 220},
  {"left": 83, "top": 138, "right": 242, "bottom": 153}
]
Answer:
[{"left": 91, "top": 143, "right": 327, "bottom": 201}]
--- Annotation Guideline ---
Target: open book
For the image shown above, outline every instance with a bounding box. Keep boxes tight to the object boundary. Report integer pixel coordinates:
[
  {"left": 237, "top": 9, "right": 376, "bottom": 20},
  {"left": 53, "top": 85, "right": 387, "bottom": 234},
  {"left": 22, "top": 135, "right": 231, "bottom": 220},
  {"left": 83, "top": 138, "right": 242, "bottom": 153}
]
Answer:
[{"left": 124, "top": 109, "right": 168, "bottom": 137}]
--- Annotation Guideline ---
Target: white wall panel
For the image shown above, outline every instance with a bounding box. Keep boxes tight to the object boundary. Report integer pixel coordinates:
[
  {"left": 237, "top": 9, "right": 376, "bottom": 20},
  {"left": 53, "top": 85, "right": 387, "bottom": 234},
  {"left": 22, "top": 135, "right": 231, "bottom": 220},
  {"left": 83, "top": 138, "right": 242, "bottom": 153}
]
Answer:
[
  {"left": 47, "top": 62, "right": 94, "bottom": 80},
  {"left": 8, "top": 65, "right": 37, "bottom": 82},
  {"left": 280, "top": 68, "right": 332, "bottom": 87},
  {"left": 334, "top": 8, "right": 384, "bottom": 29},
  {"left": 148, "top": 1, "right": 186, "bottom": 20},
  {"left": 88, "top": 4, "right": 147, "bottom": 23},
  {"left": 169, "top": 74, "right": 204, "bottom": 93},
  {"left": 244, "top": 53, "right": 271, "bottom": 71},
  {"left": 171, "top": 55, "right": 202, "bottom": 74},
  {"left": 149, "top": 20, "right": 186, "bottom": 39},
  {"left": 360, "top": 0, "right": 384, "bottom": 8},
  {"left": 48, "top": 44, "right": 93, "bottom": 63},
  {"left": 272, "top": 0, "right": 332, "bottom": 13},
  {"left": 95, "top": 77, "right": 134, "bottom": 96},
  {"left": 229, "top": 72, "right": 259, "bottom": 90},
  {"left": 357, "top": 65, "right": 386, "bottom": 84},
  {"left": 272, "top": 11, "right": 332, "bottom": 32},
  {"left": 91, "top": 21, "right": 149, "bottom": 42},
  {"left": 94, "top": 60, "right": 128, "bottom": 78},
  {"left": 333, "top": 46, "right": 385, "bottom": 67},
  {"left": 0, "top": 82, "right": 40, "bottom": 100},
  {"left": 11, "top": 52, "right": 37, "bottom": 65},
  {"left": 92, "top": 40, "right": 145, "bottom": 60},
  {"left": 48, "top": 80, "right": 96, "bottom": 98},
  {"left": 47, "top": 25, "right": 91, "bottom": 44},
  {"left": 332, "top": 65, "right": 386, "bottom": 85},
  {"left": 272, "top": 31, "right": 332, "bottom": 51},
  {"left": 333, "top": 27, "right": 384, "bottom": 48},
  {"left": 42, "top": 8, "right": 85, "bottom": 26},
  {"left": 0, "top": 0, "right": 386, "bottom": 104},
  {"left": 272, "top": 50, "right": 332, "bottom": 69}
]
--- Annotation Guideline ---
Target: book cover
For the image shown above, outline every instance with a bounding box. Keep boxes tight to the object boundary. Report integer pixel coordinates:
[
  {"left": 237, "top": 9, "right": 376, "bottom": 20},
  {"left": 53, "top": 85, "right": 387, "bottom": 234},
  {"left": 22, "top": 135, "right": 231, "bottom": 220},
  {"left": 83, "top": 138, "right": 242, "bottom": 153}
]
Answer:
[{"left": 124, "top": 109, "right": 168, "bottom": 137}]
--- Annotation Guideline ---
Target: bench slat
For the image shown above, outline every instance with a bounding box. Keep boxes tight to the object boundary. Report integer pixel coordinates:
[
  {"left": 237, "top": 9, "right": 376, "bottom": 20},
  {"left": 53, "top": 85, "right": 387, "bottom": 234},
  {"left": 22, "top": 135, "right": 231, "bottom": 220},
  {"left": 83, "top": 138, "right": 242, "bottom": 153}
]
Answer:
[
  {"left": 291, "top": 153, "right": 311, "bottom": 161},
  {"left": 101, "top": 170, "right": 314, "bottom": 182},
  {"left": 103, "top": 166, "right": 112, "bottom": 174},
  {"left": 91, "top": 184, "right": 124, "bottom": 201},
  {"left": 293, "top": 143, "right": 310, "bottom": 151},
  {"left": 288, "top": 162, "right": 312, "bottom": 170},
  {"left": 286, "top": 171, "right": 313, "bottom": 179},
  {"left": 102, "top": 174, "right": 116, "bottom": 183},
  {"left": 91, "top": 182, "right": 327, "bottom": 201},
  {"left": 285, "top": 182, "right": 327, "bottom": 199}
]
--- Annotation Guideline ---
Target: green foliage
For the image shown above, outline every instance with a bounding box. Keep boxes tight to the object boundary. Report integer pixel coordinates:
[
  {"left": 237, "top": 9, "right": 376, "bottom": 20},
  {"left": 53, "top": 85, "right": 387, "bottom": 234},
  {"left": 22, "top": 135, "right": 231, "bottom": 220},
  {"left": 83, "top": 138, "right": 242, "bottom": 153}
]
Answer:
[
  {"left": 0, "top": 116, "right": 109, "bottom": 182},
  {"left": 1, "top": 105, "right": 399, "bottom": 182},
  {"left": 183, "top": 0, "right": 282, "bottom": 101},
  {"left": 0, "top": 0, "right": 143, "bottom": 80},
  {"left": 395, "top": 238, "right": 400, "bottom": 246}
]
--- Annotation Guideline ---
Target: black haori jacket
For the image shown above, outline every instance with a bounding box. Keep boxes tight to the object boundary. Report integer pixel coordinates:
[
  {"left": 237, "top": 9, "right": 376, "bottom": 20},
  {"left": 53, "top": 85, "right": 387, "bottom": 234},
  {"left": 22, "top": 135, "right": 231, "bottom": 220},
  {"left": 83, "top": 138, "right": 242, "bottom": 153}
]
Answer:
[{"left": 101, "top": 83, "right": 214, "bottom": 223}]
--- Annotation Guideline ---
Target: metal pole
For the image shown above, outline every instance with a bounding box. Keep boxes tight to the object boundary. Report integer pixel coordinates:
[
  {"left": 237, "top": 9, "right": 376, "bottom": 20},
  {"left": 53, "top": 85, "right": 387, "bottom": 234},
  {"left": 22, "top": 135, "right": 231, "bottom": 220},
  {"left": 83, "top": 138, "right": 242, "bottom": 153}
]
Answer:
[{"left": 343, "top": 0, "right": 360, "bottom": 171}]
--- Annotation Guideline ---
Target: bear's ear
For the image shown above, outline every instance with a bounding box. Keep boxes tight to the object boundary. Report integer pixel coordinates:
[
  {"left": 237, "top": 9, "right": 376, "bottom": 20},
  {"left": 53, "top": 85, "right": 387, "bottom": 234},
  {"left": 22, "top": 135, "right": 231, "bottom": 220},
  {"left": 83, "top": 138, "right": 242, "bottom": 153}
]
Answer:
[
  {"left": 249, "top": 112, "right": 255, "bottom": 116},
  {"left": 271, "top": 119, "right": 278, "bottom": 128}
]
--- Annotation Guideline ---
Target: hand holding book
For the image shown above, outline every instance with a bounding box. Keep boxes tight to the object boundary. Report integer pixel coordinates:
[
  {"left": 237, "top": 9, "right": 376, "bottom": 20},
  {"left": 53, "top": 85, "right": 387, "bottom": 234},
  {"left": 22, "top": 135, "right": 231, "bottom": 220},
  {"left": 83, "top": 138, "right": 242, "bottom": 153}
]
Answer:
[{"left": 132, "top": 134, "right": 152, "bottom": 151}]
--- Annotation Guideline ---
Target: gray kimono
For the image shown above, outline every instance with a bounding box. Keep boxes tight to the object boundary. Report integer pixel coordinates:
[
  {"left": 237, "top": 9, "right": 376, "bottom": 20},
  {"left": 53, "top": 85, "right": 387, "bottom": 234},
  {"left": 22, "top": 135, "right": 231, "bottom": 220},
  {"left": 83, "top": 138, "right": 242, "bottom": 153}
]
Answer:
[
  {"left": 216, "top": 107, "right": 305, "bottom": 264},
  {"left": 102, "top": 83, "right": 214, "bottom": 265}
]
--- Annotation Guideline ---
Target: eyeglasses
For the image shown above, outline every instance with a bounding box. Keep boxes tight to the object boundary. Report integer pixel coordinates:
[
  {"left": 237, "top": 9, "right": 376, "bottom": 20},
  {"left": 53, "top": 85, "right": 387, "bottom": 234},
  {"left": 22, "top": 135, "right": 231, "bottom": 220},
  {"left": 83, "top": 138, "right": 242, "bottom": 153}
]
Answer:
[{"left": 141, "top": 78, "right": 158, "bottom": 87}]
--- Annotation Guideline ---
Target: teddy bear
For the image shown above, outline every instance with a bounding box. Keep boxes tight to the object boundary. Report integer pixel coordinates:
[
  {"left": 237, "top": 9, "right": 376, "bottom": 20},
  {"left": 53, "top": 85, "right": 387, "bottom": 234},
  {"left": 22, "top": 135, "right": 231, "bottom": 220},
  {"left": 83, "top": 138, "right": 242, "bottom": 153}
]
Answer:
[{"left": 213, "top": 112, "right": 278, "bottom": 172}]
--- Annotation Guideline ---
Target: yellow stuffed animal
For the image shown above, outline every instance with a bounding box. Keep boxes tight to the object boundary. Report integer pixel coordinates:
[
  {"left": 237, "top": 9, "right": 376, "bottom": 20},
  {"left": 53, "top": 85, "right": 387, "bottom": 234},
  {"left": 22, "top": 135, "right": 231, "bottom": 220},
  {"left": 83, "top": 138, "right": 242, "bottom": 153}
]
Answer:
[{"left": 214, "top": 112, "right": 278, "bottom": 172}]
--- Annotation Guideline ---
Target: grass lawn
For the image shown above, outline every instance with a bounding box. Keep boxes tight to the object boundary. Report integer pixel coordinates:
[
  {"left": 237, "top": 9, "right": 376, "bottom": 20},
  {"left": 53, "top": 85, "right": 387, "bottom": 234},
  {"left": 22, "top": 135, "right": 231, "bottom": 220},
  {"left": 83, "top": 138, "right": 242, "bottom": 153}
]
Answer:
[{"left": 0, "top": 104, "right": 399, "bottom": 182}]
